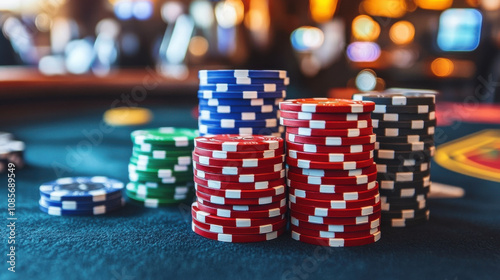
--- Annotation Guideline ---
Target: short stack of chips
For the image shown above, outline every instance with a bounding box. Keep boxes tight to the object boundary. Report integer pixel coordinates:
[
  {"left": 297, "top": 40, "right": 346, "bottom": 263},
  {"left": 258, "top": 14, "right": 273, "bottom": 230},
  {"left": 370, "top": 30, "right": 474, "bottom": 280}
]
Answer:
[
  {"left": 191, "top": 135, "right": 287, "bottom": 243},
  {"left": 279, "top": 98, "right": 381, "bottom": 247},
  {"left": 0, "top": 132, "right": 25, "bottom": 173},
  {"left": 352, "top": 92, "right": 435, "bottom": 227},
  {"left": 39, "top": 176, "right": 125, "bottom": 216},
  {"left": 197, "top": 70, "right": 287, "bottom": 137},
  {"left": 128, "top": 127, "right": 198, "bottom": 207}
]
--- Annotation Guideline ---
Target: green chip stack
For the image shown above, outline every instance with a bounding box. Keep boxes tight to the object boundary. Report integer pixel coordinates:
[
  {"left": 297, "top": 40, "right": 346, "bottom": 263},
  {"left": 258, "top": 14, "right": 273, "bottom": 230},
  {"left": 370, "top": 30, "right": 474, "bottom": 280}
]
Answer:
[{"left": 128, "top": 127, "right": 198, "bottom": 207}]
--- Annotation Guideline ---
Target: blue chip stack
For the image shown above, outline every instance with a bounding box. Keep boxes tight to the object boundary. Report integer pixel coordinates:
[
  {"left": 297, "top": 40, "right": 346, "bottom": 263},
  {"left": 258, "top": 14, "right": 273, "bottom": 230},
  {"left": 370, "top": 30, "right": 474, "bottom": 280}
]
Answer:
[
  {"left": 197, "top": 70, "right": 288, "bottom": 136},
  {"left": 38, "top": 176, "right": 125, "bottom": 216}
]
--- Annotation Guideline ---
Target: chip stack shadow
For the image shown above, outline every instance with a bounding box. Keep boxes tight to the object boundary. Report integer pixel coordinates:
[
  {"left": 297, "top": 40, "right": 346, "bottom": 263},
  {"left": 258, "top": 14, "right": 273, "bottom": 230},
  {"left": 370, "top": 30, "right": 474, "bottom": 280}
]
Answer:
[
  {"left": 191, "top": 135, "right": 287, "bottom": 242},
  {"left": 128, "top": 127, "right": 198, "bottom": 207},
  {"left": 353, "top": 92, "right": 436, "bottom": 227},
  {"left": 197, "top": 70, "right": 287, "bottom": 136},
  {"left": 280, "top": 98, "right": 382, "bottom": 247}
]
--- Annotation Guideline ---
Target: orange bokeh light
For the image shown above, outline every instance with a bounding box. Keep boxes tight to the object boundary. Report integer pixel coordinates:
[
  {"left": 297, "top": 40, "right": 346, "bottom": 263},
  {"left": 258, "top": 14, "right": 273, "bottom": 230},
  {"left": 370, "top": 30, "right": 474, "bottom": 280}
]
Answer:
[
  {"left": 352, "top": 15, "right": 380, "bottom": 41},
  {"left": 390, "top": 21, "right": 415, "bottom": 45},
  {"left": 431, "top": 58, "right": 454, "bottom": 77}
]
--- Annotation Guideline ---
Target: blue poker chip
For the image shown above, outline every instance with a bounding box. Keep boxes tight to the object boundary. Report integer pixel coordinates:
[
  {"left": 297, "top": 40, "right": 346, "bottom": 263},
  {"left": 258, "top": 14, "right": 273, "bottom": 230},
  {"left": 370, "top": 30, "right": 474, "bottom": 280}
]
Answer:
[
  {"left": 198, "top": 84, "right": 287, "bottom": 92},
  {"left": 39, "top": 194, "right": 123, "bottom": 210},
  {"left": 199, "top": 118, "right": 278, "bottom": 128},
  {"left": 199, "top": 104, "right": 278, "bottom": 113},
  {"left": 199, "top": 124, "right": 283, "bottom": 135},
  {"left": 199, "top": 70, "right": 287, "bottom": 79},
  {"left": 198, "top": 90, "right": 286, "bottom": 100},
  {"left": 39, "top": 198, "right": 125, "bottom": 216},
  {"left": 199, "top": 97, "right": 282, "bottom": 107},
  {"left": 199, "top": 77, "right": 289, "bottom": 86},
  {"left": 199, "top": 111, "right": 277, "bottom": 121},
  {"left": 39, "top": 176, "right": 124, "bottom": 202}
]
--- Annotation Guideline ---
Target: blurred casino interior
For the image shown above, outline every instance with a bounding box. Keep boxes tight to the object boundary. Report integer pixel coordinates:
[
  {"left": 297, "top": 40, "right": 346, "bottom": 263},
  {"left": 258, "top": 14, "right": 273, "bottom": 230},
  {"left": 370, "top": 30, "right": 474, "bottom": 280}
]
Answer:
[{"left": 0, "top": 0, "right": 499, "bottom": 102}]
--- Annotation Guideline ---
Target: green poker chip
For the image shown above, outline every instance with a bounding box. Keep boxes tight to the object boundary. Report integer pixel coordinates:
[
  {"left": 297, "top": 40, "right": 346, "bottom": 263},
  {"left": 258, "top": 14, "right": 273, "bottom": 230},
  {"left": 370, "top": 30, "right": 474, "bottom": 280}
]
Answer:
[
  {"left": 129, "top": 156, "right": 192, "bottom": 168},
  {"left": 126, "top": 182, "right": 193, "bottom": 196},
  {"left": 131, "top": 127, "right": 198, "bottom": 146},
  {"left": 129, "top": 172, "right": 193, "bottom": 184},
  {"left": 126, "top": 190, "right": 194, "bottom": 207}
]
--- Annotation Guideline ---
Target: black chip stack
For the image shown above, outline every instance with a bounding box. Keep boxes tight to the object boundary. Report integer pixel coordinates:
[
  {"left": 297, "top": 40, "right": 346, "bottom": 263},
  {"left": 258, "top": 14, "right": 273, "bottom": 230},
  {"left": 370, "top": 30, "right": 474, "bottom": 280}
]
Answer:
[{"left": 352, "top": 91, "right": 436, "bottom": 227}]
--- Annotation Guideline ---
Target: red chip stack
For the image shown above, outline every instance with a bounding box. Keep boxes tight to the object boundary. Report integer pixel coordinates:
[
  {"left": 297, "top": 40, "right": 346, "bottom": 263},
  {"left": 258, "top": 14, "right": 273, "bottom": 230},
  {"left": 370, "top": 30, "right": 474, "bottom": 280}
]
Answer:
[
  {"left": 191, "top": 135, "right": 287, "bottom": 243},
  {"left": 279, "top": 98, "right": 381, "bottom": 247}
]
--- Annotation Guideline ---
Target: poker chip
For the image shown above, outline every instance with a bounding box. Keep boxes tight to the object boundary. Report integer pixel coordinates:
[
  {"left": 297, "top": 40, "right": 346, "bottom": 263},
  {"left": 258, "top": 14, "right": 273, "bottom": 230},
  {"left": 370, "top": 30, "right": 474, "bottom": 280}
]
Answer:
[
  {"left": 280, "top": 118, "right": 372, "bottom": 129},
  {"left": 381, "top": 208, "right": 429, "bottom": 219},
  {"left": 191, "top": 131, "right": 287, "bottom": 242},
  {"left": 285, "top": 126, "right": 373, "bottom": 137},
  {"left": 286, "top": 133, "right": 376, "bottom": 146},
  {"left": 39, "top": 195, "right": 123, "bottom": 211},
  {"left": 126, "top": 128, "right": 197, "bottom": 206},
  {"left": 199, "top": 77, "right": 289, "bottom": 86},
  {"left": 199, "top": 104, "right": 278, "bottom": 113},
  {"left": 198, "top": 124, "right": 283, "bottom": 136},
  {"left": 288, "top": 150, "right": 374, "bottom": 162},
  {"left": 279, "top": 98, "right": 375, "bottom": 113},
  {"left": 352, "top": 92, "right": 436, "bottom": 106},
  {"left": 39, "top": 198, "right": 125, "bottom": 216},
  {"left": 191, "top": 223, "right": 284, "bottom": 243},
  {"left": 375, "top": 135, "right": 434, "bottom": 144},
  {"left": 199, "top": 118, "right": 278, "bottom": 128},
  {"left": 376, "top": 162, "right": 430, "bottom": 173},
  {"left": 0, "top": 136, "right": 25, "bottom": 173},
  {"left": 379, "top": 177, "right": 431, "bottom": 190},
  {"left": 199, "top": 111, "right": 278, "bottom": 121},
  {"left": 197, "top": 91, "right": 285, "bottom": 101},
  {"left": 375, "top": 141, "right": 434, "bottom": 151},
  {"left": 377, "top": 170, "right": 430, "bottom": 182},
  {"left": 199, "top": 69, "right": 288, "bottom": 78},
  {"left": 372, "top": 119, "right": 436, "bottom": 129},
  {"left": 379, "top": 186, "right": 430, "bottom": 198},
  {"left": 198, "top": 84, "right": 287, "bottom": 92},
  {"left": 199, "top": 98, "right": 282, "bottom": 107},
  {"left": 380, "top": 211, "right": 430, "bottom": 227},
  {"left": 372, "top": 104, "right": 435, "bottom": 114},
  {"left": 374, "top": 147, "right": 435, "bottom": 160},
  {"left": 371, "top": 112, "right": 436, "bottom": 121},
  {"left": 39, "top": 176, "right": 124, "bottom": 202},
  {"left": 372, "top": 127, "right": 435, "bottom": 137},
  {"left": 291, "top": 230, "right": 381, "bottom": 247},
  {"left": 280, "top": 98, "right": 380, "bottom": 246}
]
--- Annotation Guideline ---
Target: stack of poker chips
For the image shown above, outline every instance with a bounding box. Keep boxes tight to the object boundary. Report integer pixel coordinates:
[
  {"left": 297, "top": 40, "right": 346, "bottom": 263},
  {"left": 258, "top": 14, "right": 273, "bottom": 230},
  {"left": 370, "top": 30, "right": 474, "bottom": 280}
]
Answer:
[
  {"left": 38, "top": 176, "right": 125, "bottom": 216},
  {"left": 0, "top": 132, "right": 25, "bottom": 173},
  {"left": 128, "top": 127, "right": 198, "bottom": 207},
  {"left": 279, "top": 99, "right": 381, "bottom": 247},
  {"left": 353, "top": 92, "right": 435, "bottom": 227},
  {"left": 197, "top": 70, "right": 287, "bottom": 137},
  {"left": 191, "top": 135, "right": 287, "bottom": 243}
]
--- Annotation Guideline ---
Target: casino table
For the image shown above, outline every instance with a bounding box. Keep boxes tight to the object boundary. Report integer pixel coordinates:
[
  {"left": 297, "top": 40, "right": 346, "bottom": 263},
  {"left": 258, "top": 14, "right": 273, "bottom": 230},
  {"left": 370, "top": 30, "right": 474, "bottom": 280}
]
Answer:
[{"left": 1, "top": 81, "right": 500, "bottom": 280}]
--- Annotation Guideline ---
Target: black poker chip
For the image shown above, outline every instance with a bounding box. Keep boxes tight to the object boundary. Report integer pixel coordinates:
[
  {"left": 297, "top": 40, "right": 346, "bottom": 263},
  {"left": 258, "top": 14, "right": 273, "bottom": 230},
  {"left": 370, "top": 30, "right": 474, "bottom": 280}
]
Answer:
[
  {"left": 376, "top": 135, "right": 434, "bottom": 144},
  {"left": 371, "top": 112, "right": 436, "bottom": 121},
  {"left": 373, "top": 119, "right": 436, "bottom": 129},
  {"left": 379, "top": 179, "right": 430, "bottom": 190},
  {"left": 381, "top": 207, "right": 429, "bottom": 219},
  {"left": 352, "top": 92, "right": 436, "bottom": 106},
  {"left": 373, "top": 127, "right": 435, "bottom": 137},
  {"left": 377, "top": 170, "right": 431, "bottom": 182},
  {"left": 376, "top": 162, "right": 430, "bottom": 173},
  {"left": 375, "top": 141, "right": 434, "bottom": 152}
]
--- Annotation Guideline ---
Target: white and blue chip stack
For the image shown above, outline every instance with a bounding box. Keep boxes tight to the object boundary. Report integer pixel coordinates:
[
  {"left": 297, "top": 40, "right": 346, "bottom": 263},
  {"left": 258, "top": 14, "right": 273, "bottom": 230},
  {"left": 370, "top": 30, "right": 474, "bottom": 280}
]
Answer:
[
  {"left": 353, "top": 90, "right": 436, "bottom": 227},
  {"left": 38, "top": 176, "right": 125, "bottom": 216},
  {"left": 197, "top": 70, "right": 287, "bottom": 137}
]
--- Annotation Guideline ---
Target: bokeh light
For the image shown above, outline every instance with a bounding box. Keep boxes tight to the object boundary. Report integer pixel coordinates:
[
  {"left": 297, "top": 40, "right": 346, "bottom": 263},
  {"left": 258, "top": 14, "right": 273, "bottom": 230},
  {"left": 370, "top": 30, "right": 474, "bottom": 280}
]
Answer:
[
  {"left": 114, "top": 1, "right": 133, "bottom": 20},
  {"left": 416, "top": 0, "right": 453, "bottom": 10},
  {"left": 215, "top": 0, "right": 244, "bottom": 28},
  {"left": 431, "top": 57, "right": 454, "bottom": 77},
  {"left": 190, "top": 0, "right": 214, "bottom": 28},
  {"left": 352, "top": 15, "right": 380, "bottom": 41},
  {"left": 291, "top": 26, "right": 325, "bottom": 52},
  {"left": 355, "top": 69, "right": 377, "bottom": 92},
  {"left": 132, "top": 0, "right": 153, "bottom": 21},
  {"left": 347, "top": 42, "right": 381, "bottom": 62},
  {"left": 481, "top": 0, "right": 500, "bottom": 10},
  {"left": 437, "top": 9, "right": 482, "bottom": 52},
  {"left": 309, "top": 0, "right": 338, "bottom": 23},
  {"left": 389, "top": 21, "right": 415, "bottom": 45},
  {"left": 189, "top": 36, "right": 209, "bottom": 57},
  {"left": 161, "top": 1, "right": 184, "bottom": 23},
  {"left": 360, "top": 0, "right": 407, "bottom": 18}
]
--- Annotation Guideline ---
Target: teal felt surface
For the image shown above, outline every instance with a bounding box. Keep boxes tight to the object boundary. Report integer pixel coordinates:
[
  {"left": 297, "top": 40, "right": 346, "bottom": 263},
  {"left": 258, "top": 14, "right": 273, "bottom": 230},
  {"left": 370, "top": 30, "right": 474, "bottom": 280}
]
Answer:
[{"left": 1, "top": 103, "right": 500, "bottom": 280}]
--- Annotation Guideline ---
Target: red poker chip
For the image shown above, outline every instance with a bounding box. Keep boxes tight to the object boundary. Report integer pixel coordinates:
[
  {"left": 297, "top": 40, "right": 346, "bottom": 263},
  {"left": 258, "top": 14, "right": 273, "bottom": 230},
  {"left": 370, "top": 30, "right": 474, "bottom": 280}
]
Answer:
[
  {"left": 289, "top": 193, "right": 380, "bottom": 209},
  {"left": 191, "top": 203, "right": 285, "bottom": 227},
  {"left": 288, "top": 179, "right": 379, "bottom": 193},
  {"left": 195, "top": 199, "right": 287, "bottom": 218},
  {"left": 279, "top": 98, "right": 375, "bottom": 113},
  {"left": 194, "top": 176, "right": 285, "bottom": 190},
  {"left": 287, "top": 170, "right": 378, "bottom": 185},
  {"left": 192, "top": 217, "right": 286, "bottom": 235},
  {"left": 291, "top": 216, "right": 380, "bottom": 232},
  {"left": 289, "top": 201, "right": 382, "bottom": 217},
  {"left": 289, "top": 186, "right": 379, "bottom": 201},
  {"left": 197, "top": 197, "right": 286, "bottom": 212},
  {"left": 285, "top": 126, "right": 373, "bottom": 137},
  {"left": 286, "top": 141, "right": 375, "bottom": 153},
  {"left": 194, "top": 169, "right": 285, "bottom": 183},
  {"left": 192, "top": 223, "right": 285, "bottom": 243},
  {"left": 194, "top": 147, "right": 282, "bottom": 159},
  {"left": 286, "top": 133, "right": 376, "bottom": 146},
  {"left": 280, "top": 118, "right": 372, "bottom": 129},
  {"left": 195, "top": 183, "right": 285, "bottom": 199},
  {"left": 291, "top": 225, "right": 380, "bottom": 239},
  {"left": 196, "top": 190, "right": 286, "bottom": 205},
  {"left": 279, "top": 110, "right": 372, "bottom": 121},
  {"left": 290, "top": 209, "right": 382, "bottom": 225},
  {"left": 194, "top": 135, "right": 283, "bottom": 152},
  {"left": 291, "top": 230, "right": 381, "bottom": 247},
  {"left": 288, "top": 165, "right": 376, "bottom": 177},
  {"left": 194, "top": 161, "right": 284, "bottom": 175},
  {"left": 288, "top": 150, "right": 373, "bottom": 162},
  {"left": 192, "top": 153, "right": 284, "bottom": 167},
  {"left": 287, "top": 158, "right": 374, "bottom": 170}
]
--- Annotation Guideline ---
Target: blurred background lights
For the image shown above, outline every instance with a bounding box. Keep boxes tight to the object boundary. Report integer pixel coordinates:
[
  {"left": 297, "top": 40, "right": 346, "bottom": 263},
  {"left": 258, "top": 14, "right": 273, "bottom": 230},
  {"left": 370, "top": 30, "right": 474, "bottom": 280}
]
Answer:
[
  {"left": 352, "top": 15, "right": 380, "bottom": 41},
  {"left": 347, "top": 42, "right": 381, "bottom": 62},
  {"left": 309, "top": 0, "right": 338, "bottom": 23},
  {"left": 416, "top": 0, "right": 453, "bottom": 10},
  {"left": 437, "top": 9, "right": 482, "bottom": 52},
  {"left": 215, "top": 0, "right": 244, "bottom": 28},
  {"left": 390, "top": 21, "right": 415, "bottom": 45},
  {"left": 291, "top": 26, "right": 325, "bottom": 52},
  {"left": 132, "top": 0, "right": 153, "bottom": 21},
  {"left": 481, "top": 0, "right": 500, "bottom": 10},
  {"left": 189, "top": 36, "right": 209, "bottom": 57},
  {"left": 431, "top": 57, "right": 454, "bottom": 77},
  {"left": 114, "top": 0, "right": 133, "bottom": 21},
  {"left": 161, "top": 1, "right": 184, "bottom": 23},
  {"left": 355, "top": 69, "right": 377, "bottom": 91},
  {"left": 360, "top": 0, "right": 407, "bottom": 18},
  {"left": 190, "top": 0, "right": 214, "bottom": 28}
]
